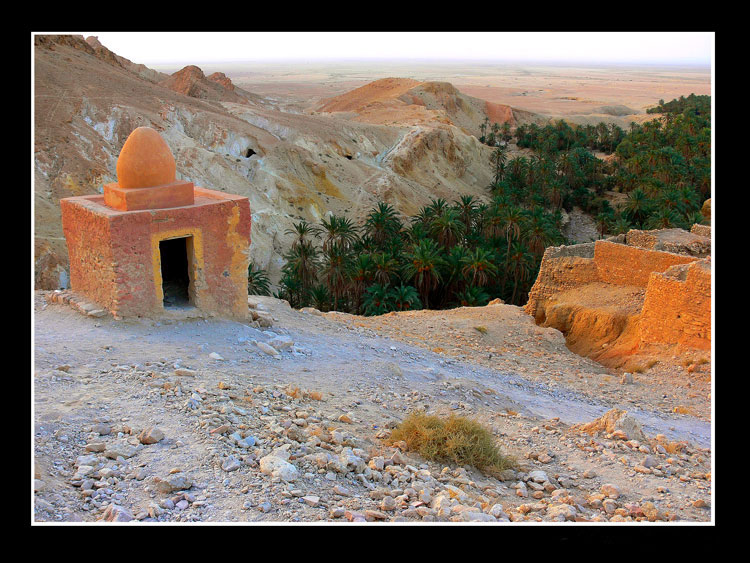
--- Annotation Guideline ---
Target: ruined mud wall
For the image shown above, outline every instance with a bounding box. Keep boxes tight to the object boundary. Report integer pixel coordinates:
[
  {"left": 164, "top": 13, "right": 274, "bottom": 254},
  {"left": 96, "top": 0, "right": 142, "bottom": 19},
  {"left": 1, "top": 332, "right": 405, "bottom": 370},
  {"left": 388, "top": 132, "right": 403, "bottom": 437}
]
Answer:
[
  {"left": 593, "top": 240, "right": 698, "bottom": 288},
  {"left": 625, "top": 228, "right": 711, "bottom": 257},
  {"left": 524, "top": 242, "right": 598, "bottom": 320},
  {"left": 690, "top": 224, "right": 711, "bottom": 238},
  {"left": 524, "top": 231, "right": 711, "bottom": 366},
  {"left": 639, "top": 259, "right": 711, "bottom": 350}
]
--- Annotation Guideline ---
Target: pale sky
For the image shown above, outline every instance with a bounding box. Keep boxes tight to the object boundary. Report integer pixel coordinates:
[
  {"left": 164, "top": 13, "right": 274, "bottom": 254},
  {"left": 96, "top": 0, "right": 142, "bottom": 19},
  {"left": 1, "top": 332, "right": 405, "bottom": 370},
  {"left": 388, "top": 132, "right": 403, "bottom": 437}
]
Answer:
[{"left": 75, "top": 32, "right": 713, "bottom": 67}]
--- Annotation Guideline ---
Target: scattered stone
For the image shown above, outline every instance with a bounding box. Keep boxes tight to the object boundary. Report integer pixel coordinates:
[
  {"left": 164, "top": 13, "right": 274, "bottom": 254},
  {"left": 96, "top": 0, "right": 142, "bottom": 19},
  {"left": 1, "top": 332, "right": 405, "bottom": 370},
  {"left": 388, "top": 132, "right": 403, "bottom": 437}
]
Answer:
[
  {"left": 601, "top": 484, "right": 621, "bottom": 499},
  {"left": 155, "top": 473, "right": 193, "bottom": 494},
  {"left": 256, "top": 341, "right": 280, "bottom": 357},
  {"left": 260, "top": 454, "right": 299, "bottom": 481},
  {"left": 302, "top": 495, "right": 320, "bottom": 507},
  {"left": 137, "top": 427, "right": 165, "bottom": 445},
  {"left": 104, "top": 444, "right": 137, "bottom": 459},
  {"left": 222, "top": 456, "right": 242, "bottom": 472},
  {"left": 98, "top": 503, "right": 134, "bottom": 522}
]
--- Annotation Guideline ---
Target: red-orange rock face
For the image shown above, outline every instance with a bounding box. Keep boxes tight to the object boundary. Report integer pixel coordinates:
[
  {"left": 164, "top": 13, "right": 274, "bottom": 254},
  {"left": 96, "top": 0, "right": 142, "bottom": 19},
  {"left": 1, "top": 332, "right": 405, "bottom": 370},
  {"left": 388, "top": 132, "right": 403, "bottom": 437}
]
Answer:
[{"left": 207, "top": 72, "right": 235, "bottom": 91}]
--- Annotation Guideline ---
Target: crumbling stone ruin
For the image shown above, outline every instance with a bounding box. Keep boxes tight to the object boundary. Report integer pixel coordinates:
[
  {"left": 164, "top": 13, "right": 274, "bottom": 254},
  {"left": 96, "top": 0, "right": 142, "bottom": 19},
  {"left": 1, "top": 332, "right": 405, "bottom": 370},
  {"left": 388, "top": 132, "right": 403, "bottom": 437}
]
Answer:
[{"left": 524, "top": 226, "right": 711, "bottom": 368}]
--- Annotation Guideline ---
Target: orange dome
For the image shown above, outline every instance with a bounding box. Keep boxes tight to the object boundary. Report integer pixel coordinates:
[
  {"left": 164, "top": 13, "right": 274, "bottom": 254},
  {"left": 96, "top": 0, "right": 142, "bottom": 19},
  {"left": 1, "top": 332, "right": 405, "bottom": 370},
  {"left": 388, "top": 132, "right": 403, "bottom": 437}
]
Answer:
[{"left": 116, "top": 127, "right": 176, "bottom": 189}]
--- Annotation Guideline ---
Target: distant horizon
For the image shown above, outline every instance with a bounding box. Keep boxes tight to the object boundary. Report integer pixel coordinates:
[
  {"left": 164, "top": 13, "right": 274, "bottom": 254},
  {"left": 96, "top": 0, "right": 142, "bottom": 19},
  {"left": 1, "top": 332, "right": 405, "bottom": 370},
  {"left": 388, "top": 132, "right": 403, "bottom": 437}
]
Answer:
[
  {"left": 71, "top": 32, "right": 713, "bottom": 69},
  {"left": 146, "top": 59, "right": 713, "bottom": 72}
]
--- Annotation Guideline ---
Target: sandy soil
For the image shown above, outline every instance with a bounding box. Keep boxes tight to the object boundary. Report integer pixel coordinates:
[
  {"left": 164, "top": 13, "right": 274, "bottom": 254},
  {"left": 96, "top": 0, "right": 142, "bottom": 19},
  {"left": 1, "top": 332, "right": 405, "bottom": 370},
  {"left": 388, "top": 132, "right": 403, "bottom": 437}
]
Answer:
[
  {"left": 216, "top": 61, "right": 711, "bottom": 122},
  {"left": 33, "top": 293, "right": 712, "bottom": 523}
]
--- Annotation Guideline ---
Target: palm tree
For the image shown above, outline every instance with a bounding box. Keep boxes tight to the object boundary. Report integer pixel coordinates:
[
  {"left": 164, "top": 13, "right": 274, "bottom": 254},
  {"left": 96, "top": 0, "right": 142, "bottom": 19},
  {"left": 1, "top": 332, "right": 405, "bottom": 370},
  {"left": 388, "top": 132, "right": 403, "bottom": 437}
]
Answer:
[
  {"left": 611, "top": 215, "right": 632, "bottom": 235},
  {"left": 430, "top": 208, "right": 466, "bottom": 249},
  {"left": 319, "top": 242, "right": 351, "bottom": 311},
  {"left": 315, "top": 214, "right": 359, "bottom": 252},
  {"left": 403, "top": 239, "right": 444, "bottom": 309},
  {"left": 247, "top": 262, "right": 271, "bottom": 296},
  {"left": 350, "top": 254, "right": 374, "bottom": 314},
  {"left": 371, "top": 252, "right": 399, "bottom": 286},
  {"left": 501, "top": 206, "right": 524, "bottom": 282},
  {"left": 646, "top": 208, "right": 680, "bottom": 230},
  {"left": 364, "top": 202, "right": 402, "bottom": 248},
  {"left": 282, "top": 239, "right": 318, "bottom": 297},
  {"left": 309, "top": 284, "right": 331, "bottom": 312},
  {"left": 595, "top": 213, "right": 611, "bottom": 239},
  {"left": 442, "top": 245, "right": 470, "bottom": 304},
  {"left": 455, "top": 195, "right": 478, "bottom": 232},
  {"left": 624, "top": 188, "right": 651, "bottom": 227},
  {"left": 285, "top": 220, "right": 317, "bottom": 249},
  {"left": 426, "top": 198, "right": 450, "bottom": 218},
  {"left": 456, "top": 286, "right": 490, "bottom": 307},
  {"left": 363, "top": 283, "right": 394, "bottom": 316},
  {"left": 479, "top": 116, "right": 490, "bottom": 143},
  {"left": 506, "top": 241, "right": 534, "bottom": 305},
  {"left": 461, "top": 247, "right": 498, "bottom": 288},
  {"left": 391, "top": 284, "right": 422, "bottom": 311},
  {"left": 490, "top": 146, "right": 507, "bottom": 184}
]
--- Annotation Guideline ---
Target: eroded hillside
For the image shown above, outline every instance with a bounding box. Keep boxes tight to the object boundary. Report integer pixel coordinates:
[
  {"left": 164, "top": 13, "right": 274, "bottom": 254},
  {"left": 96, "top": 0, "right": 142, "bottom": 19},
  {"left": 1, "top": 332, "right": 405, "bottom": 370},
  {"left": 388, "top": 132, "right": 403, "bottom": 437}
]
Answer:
[
  {"left": 316, "top": 77, "right": 546, "bottom": 133},
  {"left": 34, "top": 36, "right": 507, "bottom": 289}
]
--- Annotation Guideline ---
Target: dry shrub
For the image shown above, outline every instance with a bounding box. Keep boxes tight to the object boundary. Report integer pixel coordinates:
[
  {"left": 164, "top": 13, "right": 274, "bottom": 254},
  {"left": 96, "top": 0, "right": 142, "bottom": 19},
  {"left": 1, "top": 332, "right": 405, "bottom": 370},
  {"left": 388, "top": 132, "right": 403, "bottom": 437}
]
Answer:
[
  {"left": 663, "top": 440, "right": 687, "bottom": 454},
  {"left": 474, "top": 326, "right": 488, "bottom": 335},
  {"left": 653, "top": 434, "right": 687, "bottom": 454},
  {"left": 389, "top": 411, "right": 514, "bottom": 477},
  {"left": 285, "top": 386, "right": 302, "bottom": 399}
]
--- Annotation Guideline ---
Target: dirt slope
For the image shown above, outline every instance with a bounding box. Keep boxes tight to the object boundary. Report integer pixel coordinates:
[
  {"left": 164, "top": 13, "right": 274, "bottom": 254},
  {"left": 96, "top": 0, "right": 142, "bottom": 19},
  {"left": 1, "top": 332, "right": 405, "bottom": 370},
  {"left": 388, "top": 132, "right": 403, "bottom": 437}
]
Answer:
[{"left": 33, "top": 293, "right": 712, "bottom": 523}]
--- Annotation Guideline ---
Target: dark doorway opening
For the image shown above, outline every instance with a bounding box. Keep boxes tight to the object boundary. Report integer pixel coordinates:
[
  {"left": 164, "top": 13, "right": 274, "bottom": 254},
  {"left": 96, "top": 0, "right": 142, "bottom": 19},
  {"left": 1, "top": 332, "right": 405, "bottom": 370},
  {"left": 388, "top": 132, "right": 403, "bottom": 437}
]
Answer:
[{"left": 160, "top": 237, "right": 192, "bottom": 308}]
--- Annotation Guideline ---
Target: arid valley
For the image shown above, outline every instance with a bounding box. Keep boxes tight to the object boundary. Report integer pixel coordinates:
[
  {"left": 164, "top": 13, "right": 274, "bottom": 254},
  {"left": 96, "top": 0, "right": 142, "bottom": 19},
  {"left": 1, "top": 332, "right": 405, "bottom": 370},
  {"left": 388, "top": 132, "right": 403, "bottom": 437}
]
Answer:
[{"left": 33, "top": 33, "right": 713, "bottom": 525}]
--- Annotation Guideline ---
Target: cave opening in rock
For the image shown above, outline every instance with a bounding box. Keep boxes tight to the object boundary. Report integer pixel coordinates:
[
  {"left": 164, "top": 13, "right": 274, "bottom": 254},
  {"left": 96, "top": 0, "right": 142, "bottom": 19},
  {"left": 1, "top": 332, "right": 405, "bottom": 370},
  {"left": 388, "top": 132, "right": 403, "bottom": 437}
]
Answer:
[
  {"left": 159, "top": 236, "right": 192, "bottom": 308},
  {"left": 245, "top": 148, "right": 257, "bottom": 158}
]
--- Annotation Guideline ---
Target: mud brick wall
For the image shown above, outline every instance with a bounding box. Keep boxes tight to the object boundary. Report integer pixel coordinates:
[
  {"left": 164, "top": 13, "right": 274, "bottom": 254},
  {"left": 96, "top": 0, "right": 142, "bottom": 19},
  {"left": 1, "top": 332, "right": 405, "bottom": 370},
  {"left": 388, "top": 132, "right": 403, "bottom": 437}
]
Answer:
[
  {"left": 626, "top": 228, "right": 710, "bottom": 257},
  {"left": 639, "top": 259, "right": 711, "bottom": 350},
  {"left": 524, "top": 243, "right": 599, "bottom": 319},
  {"left": 690, "top": 224, "right": 711, "bottom": 238},
  {"left": 60, "top": 198, "right": 119, "bottom": 313},
  {"left": 593, "top": 240, "right": 697, "bottom": 288},
  {"left": 61, "top": 187, "right": 251, "bottom": 320}
]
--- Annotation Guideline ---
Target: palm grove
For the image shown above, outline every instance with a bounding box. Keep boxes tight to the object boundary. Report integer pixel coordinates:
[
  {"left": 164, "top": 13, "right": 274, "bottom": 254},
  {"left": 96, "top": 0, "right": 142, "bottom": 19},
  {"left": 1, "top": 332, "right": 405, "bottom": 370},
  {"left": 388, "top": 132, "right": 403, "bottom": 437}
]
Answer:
[{"left": 247, "top": 94, "right": 711, "bottom": 315}]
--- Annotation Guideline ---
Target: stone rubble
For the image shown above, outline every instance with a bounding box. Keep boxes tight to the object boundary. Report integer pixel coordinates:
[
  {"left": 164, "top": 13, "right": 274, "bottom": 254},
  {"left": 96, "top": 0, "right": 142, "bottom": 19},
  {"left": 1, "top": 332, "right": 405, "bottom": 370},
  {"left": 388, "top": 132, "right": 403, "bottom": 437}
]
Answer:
[{"left": 33, "top": 294, "right": 712, "bottom": 523}]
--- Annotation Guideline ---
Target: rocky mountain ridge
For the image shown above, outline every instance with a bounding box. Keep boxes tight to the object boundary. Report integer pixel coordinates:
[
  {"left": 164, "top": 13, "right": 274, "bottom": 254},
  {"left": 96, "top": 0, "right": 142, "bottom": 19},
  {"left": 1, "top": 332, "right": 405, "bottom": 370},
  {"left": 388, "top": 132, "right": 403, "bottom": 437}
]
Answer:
[
  {"left": 316, "top": 77, "right": 547, "bottom": 134},
  {"left": 34, "top": 35, "right": 505, "bottom": 289}
]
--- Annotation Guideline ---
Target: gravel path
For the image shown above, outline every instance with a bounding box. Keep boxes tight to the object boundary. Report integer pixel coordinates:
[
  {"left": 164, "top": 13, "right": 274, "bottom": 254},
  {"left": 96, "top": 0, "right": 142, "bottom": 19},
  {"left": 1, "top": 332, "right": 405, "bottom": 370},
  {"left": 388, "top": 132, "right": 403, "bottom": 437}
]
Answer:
[{"left": 33, "top": 293, "right": 712, "bottom": 523}]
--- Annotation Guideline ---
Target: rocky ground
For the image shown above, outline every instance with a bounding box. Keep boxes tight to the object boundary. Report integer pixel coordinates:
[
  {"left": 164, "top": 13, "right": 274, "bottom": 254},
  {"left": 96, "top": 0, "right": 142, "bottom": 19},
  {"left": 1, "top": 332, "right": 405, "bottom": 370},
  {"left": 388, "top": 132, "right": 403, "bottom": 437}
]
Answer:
[{"left": 33, "top": 293, "right": 712, "bottom": 524}]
